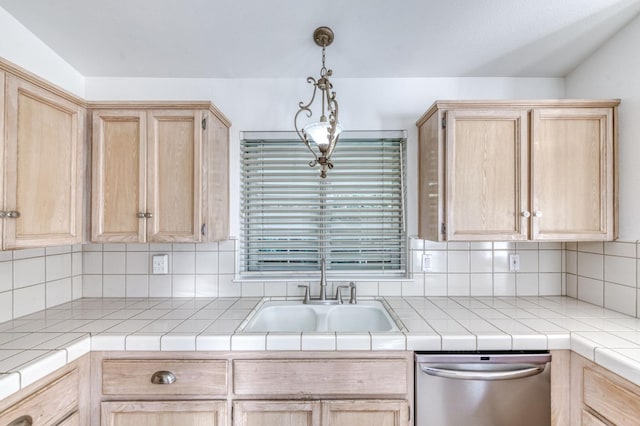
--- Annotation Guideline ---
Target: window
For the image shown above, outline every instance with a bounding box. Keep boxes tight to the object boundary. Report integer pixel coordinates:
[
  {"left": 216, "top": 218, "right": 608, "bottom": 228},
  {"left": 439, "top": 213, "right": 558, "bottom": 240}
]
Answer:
[{"left": 240, "top": 131, "right": 406, "bottom": 276}]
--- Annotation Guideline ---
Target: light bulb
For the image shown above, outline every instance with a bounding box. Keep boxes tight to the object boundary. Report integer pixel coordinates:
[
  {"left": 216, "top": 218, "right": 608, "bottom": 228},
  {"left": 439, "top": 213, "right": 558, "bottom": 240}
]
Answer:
[{"left": 304, "top": 121, "right": 343, "bottom": 150}]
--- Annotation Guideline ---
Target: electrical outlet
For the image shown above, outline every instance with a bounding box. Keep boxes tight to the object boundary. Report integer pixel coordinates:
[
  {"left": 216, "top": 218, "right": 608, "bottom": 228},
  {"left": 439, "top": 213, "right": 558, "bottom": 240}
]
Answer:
[
  {"left": 421, "top": 254, "right": 432, "bottom": 272},
  {"left": 509, "top": 254, "right": 520, "bottom": 272},
  {"left": 152, "top": 254, "right": 169, "bottom": 274}
]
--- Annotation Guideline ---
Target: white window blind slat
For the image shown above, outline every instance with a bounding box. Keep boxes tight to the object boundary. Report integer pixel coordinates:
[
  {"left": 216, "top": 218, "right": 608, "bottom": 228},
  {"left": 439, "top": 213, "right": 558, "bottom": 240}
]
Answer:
[{"left": 240, "top": 133, "right": 407, "bottom": 275}]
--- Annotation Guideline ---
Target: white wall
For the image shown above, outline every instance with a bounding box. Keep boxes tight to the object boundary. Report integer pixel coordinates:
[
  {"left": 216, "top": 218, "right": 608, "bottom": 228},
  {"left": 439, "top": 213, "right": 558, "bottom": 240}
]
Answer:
[
  {"left": 85, "top": 76, "right": 565, "bottom": 237},
  {"left": 566, "top": 12, "right": 640, "bottom": 240},
  {"left": 0, "top": 6, "right": 84, "bottom": 96}
]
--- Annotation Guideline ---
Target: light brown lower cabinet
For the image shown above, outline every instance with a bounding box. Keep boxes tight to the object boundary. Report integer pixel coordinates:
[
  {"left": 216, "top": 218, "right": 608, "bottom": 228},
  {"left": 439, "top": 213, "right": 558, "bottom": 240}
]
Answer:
[
  {"left": 0, "top": 356, "right": 89, "bottom": 426},
  {"left": 571, "top": 352, "right": 640, "bottom": 425},
  {"left": 93, "top": 352, "right": 413, "bottom": 426},
  {"left": 322, "top": 400, "right": 409, "bottom": 426},
  {"left": 581, "top": 409, "right": 607, "bottom": 426},
  {"left": 101, "top": 400, "right": 227, "bottom": 426},
  {"left": 233, "top": 401, "right": 321, "bottom": 426},
  {"left": 233, "top": 400, "right": 408, "bottom": 426}
]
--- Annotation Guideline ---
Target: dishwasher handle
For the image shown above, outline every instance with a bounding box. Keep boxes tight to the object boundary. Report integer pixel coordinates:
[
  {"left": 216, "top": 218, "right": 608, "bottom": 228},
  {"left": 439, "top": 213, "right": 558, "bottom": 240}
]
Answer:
[{"left": 419, "top": 364, "right": 546, "bottom": 381}]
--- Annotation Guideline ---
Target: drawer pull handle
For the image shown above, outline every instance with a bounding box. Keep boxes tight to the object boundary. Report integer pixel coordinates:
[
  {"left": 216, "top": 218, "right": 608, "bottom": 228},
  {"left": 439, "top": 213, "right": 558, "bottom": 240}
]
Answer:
[
  {"left": 8, "top": 415, "right": 33, "bottom": 426},
  {"left": 151, "top": 370, "right": 176, "bottom": 385}
]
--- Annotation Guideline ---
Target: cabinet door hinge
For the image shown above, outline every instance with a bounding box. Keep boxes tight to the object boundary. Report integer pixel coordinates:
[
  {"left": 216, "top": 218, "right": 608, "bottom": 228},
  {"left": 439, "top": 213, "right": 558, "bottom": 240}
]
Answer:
[
  {"left": 202, "top": 118, "right": 207, "bottom": 130},
  {"left": 441, "top": 116, "right": 446, "bottom": 129},
  {"left": 441, "top": 223, "right": 446, "bottom": 235},
  {"left": 201, "top": 223, "right": 207, "bottom": 236}
]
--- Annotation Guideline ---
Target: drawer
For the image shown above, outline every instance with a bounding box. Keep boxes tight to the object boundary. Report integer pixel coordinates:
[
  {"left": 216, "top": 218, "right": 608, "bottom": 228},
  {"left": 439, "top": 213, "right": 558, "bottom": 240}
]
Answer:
[
  {"left": 0, "top": 369, "right": 78, "bottom": 426},
  {"left": 102, "top": 359, "right": 228, "bottom": 396},
  {"left": 233, "top": 358, "right": 408, "bottom": 397},
  {"left": 583, "top": 367, "right": 640, "bottom": 425}
]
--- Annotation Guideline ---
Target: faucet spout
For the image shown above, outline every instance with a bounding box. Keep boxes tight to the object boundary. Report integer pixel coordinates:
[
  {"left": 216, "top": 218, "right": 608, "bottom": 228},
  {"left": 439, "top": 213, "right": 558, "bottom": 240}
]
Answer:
[{"left": 319, "top": 258, "right": 327, "bottom": 300}]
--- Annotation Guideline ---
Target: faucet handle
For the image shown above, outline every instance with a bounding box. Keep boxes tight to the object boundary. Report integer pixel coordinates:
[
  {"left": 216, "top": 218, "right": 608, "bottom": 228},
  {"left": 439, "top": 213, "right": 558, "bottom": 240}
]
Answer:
[
  {"left": 298, "top": 285, "right": 310, "bottom": 304},
  {"left": 349, "top": 282, "right": 357, "bottom": 304},
  {"left": 335, "top": 285, "right": 349, "bottom": 304}
]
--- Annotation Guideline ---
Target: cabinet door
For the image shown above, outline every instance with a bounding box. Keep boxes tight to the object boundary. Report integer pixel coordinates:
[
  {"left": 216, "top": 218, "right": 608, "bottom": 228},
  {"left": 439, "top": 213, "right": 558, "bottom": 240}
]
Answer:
[
  {"left": 57, "top": 411, "right": 80, "bottom": 426},
  {"left": 91, "top": 110, "right": 147, "bottom": 242},
  {"left": 0, "top": 71, "right": 5, "bottom": 249},
  {"left": 581, "top": 410, "right": 607, "bottom": 426},
  {"left": 531, "top": 108, "right": 614, "bottom": 240},
  {"left": 322, "top": 400, "right": 409, "bottom": 426},
  {"left": 147, "top": 110, "right": 203, "bottom": 242},
  {"left": 101, "top": 401, "right": 226, "bottom": 426},
  {"left": 445, "top": 110, "right": 529, "bottom": 240},
  {"left": 233, "top": 401, "right": 321, "bottom": 426},
  {"left": 0, "top": 369, "right": 79, "bottom": 426},
  {"left": 4, "top": 75, "right": 84, "bottom": 249}
]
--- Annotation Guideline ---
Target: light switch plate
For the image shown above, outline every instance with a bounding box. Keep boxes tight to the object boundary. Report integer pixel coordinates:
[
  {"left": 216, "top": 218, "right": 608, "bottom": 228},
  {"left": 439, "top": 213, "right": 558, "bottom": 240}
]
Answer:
[
  {"left": 509, "top": 254, "right": 520, "bottom": 272},
  {"left": 421, "top": 254, "right": 432, "bottom": 272},
  {"left": 152, "top": 254, "right": 169, "bottom": 274}
]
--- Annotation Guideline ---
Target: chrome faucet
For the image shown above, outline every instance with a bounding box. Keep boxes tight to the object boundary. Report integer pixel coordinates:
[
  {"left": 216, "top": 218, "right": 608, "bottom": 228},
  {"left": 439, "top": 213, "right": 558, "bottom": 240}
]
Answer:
[
  {"left": 298, "top": 258, "right": 352, "bottom": 305},
  {"left": 319, "top": 258, "right": 327, "bottom": 301}
]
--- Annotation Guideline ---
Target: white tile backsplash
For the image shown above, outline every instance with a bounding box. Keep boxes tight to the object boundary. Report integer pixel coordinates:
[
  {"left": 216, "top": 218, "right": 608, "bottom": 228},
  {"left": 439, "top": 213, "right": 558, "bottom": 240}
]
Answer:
[
  {"left": 22, "top": 238, "right": 640, "bottom": 325},
  {"left": 14, "top": 257, "right": 46, "bottom": 289},
  {"left": 447, "top": 251, "right": 469, "bottom": 273},
  {"left": 103, "top": 252, "right": 125, "bottom": 274},
  {"left": 126, "top": 252, "right": 148, "bottom": 274},
  {"left": 578, "top": 276, "right": 604, "bottom": 306},
  {"left": 0, "top": 261, "right": 12, "bottom": 293},
  {"left": 569, "top": 241, "right": 640, "bottom": 319},
  {"left": 46, "top": 278, "right": 72, "bottom": 308},
  {"left": 470, "top": 251, "right": 492, "bottom": 273},
  {"left": 0, "top": 245, "right": 80, "bottom": 321},
  {"left": 604, "top": 255, "right": 636, "bottom": 287},
  {"left": 605, "top": 282, "right": 637, "bottom": 317},
  {"left": 46, "top": 254, "right": 72, "bottom": 281},
  {"left": 578, "top": 252, "right": 604, "bottom": 280},
  {"left": 13, "top": 284, "right": 46, "bottom": 317},
  {"left": 0, "top": 292, "right": 12, "bottom": 323}
]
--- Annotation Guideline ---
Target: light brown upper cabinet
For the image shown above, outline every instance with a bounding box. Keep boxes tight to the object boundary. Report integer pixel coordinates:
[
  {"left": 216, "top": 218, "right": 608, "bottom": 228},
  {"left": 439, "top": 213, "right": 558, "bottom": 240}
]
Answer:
[
  {"left": 91, "top": 103, "right": 230, "bottom": 243},
  {"left": 1, "top": 74, "right": 85, "bottom": 250},
  {"left": 417, "top": 100, "right": 618, "bottom": 241}
]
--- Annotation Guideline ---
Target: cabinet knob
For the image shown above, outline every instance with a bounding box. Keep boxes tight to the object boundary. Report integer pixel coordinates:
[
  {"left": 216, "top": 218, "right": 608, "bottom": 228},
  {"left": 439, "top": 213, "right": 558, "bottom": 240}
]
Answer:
[
  {"left": 534, "top": 211, "right": 543, "bottom": 218},
  {"left": 151, "top": 370, "right": 176, "bottom": 385},
  {"left": 521, "top": 211, "right": 531, "bottom": 218},
  {"left": 144, "top": 212, "right": 153, "bottom": 219},
  {"left": 137, "top": 212, "right": 146, "bottom": 219},
  {"left": 7, "top": 415, "right": 33, "bottom": 426},
  {"left": 0, "top": 211, "right": 5, "bottom": 218},
  {"left": 6, "top": 211, "right": 20, "bottom": 219}
]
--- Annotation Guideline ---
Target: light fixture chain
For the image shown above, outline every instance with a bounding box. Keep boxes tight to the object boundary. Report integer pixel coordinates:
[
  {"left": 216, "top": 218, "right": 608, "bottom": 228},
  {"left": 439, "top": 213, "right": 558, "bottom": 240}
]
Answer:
[{"left": 321, "top": 45, "right": 327, "bottom": 76}]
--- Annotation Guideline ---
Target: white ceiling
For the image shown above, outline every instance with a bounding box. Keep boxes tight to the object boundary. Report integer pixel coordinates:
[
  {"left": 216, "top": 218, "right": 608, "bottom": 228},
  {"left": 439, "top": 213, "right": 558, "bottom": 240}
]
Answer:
[{"left": 1, "top": 0, "right": 640, "bottom": 79}]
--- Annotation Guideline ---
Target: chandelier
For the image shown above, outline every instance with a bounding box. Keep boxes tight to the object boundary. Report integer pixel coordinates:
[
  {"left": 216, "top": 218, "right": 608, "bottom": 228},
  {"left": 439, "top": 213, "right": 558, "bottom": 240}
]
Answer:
[{"left": 294, "top": 26, "right": 343, "bottom": 178}]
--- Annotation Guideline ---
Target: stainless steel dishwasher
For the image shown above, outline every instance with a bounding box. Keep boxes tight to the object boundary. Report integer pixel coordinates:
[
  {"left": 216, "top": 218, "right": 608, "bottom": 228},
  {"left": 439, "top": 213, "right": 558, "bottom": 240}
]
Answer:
[{"left": 415, "top": 352, "right": 551, "bottom": 426}]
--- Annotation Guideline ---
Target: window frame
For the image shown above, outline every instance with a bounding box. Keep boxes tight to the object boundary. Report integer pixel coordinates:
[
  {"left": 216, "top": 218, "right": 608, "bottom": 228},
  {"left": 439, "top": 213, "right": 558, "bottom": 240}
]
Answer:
[{"left": 239, "top": 130, "right": 408, "bottom": 279}]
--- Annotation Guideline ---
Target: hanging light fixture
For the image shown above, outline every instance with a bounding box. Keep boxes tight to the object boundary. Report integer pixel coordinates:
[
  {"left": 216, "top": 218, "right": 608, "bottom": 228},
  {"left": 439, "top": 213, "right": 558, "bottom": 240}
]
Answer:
[{"left": 294, "top": 26, "right": 343, "bottom": 178}]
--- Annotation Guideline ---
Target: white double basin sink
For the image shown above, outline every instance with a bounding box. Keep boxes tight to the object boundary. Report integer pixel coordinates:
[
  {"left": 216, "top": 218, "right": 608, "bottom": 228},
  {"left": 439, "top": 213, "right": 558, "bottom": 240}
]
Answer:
[{"left": 242, "top": 300, "right": 400, "bottom": 333}]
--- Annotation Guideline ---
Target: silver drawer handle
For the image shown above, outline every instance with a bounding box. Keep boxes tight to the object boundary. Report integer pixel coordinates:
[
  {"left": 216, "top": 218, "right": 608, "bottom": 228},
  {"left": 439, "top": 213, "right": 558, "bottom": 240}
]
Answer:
[
  {"left": 420, "top": 364, "right": 545, "bottom": 381},
  {"left": 8, "top": 415, "right": 33, "bottom": 426},
  {"left": 5, "top": 211, "right": 20, "bottom": 219},
  {"left": 151, "top": 370, "right": 176, "bottom": 385}
]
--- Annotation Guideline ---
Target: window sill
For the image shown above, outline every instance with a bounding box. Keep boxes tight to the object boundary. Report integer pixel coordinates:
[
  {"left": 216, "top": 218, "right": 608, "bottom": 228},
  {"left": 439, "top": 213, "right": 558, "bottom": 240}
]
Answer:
[{"left": 234, "top": 273, "right": 412, "bottom": 283}]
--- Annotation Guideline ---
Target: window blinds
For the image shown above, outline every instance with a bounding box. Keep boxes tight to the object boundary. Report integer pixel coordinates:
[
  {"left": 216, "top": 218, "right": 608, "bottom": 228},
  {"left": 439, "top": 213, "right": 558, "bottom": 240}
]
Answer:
[{"left": 240, "top": 132, "right": 406, "bottom": 275}]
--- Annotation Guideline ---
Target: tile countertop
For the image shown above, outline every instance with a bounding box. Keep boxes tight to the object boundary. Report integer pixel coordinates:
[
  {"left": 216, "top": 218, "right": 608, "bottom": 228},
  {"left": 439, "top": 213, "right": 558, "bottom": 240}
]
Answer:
[{"left": 2, "top": 296, "right": 640, "bottom": 401}]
